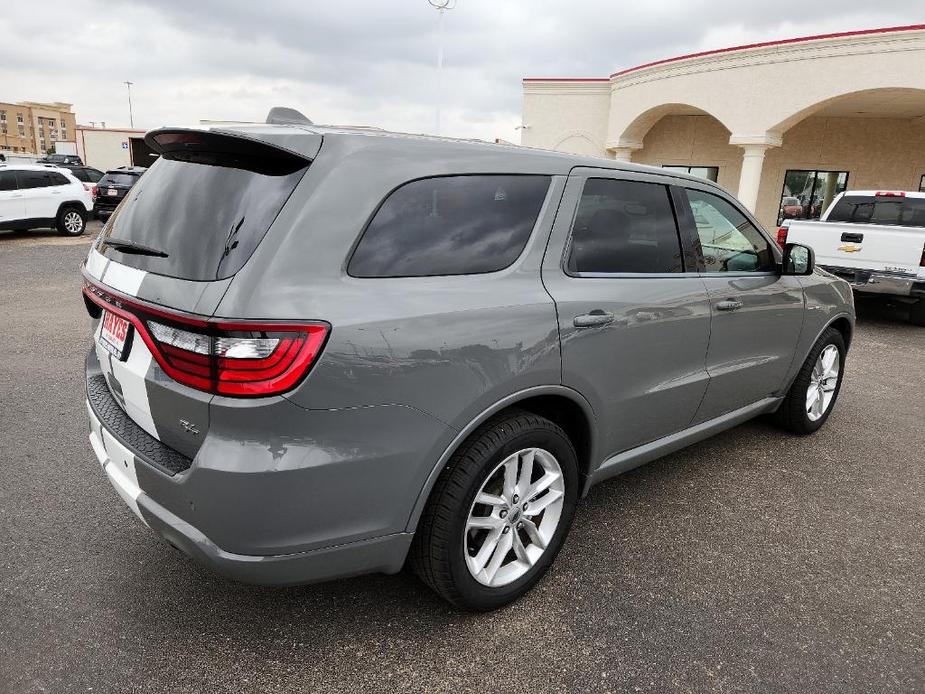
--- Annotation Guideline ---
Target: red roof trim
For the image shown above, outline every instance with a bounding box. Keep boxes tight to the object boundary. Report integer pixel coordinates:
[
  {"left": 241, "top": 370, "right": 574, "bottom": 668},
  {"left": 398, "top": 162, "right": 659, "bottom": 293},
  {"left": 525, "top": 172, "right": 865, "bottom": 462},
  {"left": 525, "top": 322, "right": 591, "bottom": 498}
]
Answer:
[
  {"left": 522, "top": 77, "right": 609, "bottom": 83},
  {"left": 609, "top": 23, "right": 925, "bottom": 78}
]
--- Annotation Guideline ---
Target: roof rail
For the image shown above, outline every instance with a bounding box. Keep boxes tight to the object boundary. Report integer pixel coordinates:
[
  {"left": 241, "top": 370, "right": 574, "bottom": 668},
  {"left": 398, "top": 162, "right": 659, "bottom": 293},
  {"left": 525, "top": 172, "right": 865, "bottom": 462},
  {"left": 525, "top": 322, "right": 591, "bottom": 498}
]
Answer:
[{"left": 265, "top": 107, "right": 313, "bottom": 126}]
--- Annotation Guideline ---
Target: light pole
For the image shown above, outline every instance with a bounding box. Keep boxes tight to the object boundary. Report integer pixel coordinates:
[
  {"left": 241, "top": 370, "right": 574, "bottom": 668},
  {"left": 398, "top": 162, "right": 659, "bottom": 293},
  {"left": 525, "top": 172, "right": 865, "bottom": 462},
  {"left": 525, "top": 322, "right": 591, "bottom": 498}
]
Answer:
[
  {"left": 124, "top": 81, "right": 134, "bottom": 128},
  {"left": 428, "top": 0, "right": 456, "bottom": 135}
]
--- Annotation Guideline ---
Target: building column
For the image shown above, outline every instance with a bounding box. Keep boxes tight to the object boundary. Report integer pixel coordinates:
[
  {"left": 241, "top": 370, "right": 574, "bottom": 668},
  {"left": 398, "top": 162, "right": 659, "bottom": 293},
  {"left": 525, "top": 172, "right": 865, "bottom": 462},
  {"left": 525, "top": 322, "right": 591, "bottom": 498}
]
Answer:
[
  {"left": 606, "top": 139, "right": 642, "bottom": 162},
  {"left": 729, "top": 134, "right": 782, "bottom": 213}
]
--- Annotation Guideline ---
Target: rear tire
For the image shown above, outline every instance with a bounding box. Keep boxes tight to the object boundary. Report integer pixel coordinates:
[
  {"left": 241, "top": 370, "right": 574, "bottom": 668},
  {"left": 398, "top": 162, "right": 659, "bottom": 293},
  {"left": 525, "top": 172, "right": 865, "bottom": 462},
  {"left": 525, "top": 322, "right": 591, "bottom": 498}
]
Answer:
[
  {"left": 774, "top": 327, "right": 846, "bottom": 435},
  {"left": 910, "top": 299, "right": 925, "bottom": 327},
  {"left": 411, "top": 410, "right": 579, "bottom": 611},
  {"left": 56, "top": 206, "right": 87, "bottom": 236}
]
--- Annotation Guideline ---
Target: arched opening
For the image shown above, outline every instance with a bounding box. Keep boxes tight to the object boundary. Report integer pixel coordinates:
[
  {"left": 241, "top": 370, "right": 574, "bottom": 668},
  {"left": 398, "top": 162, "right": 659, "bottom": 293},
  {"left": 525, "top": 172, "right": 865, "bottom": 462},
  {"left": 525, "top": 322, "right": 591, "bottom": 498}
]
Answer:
[
  {"left": 553, "top": 131, "right": 600, "bottom": 156},
  {"left": 759, "top": 88, "right": 925, "bottom": 227},
  {"left": 619, "top": 104, "right": 741, "bottom": 191}
]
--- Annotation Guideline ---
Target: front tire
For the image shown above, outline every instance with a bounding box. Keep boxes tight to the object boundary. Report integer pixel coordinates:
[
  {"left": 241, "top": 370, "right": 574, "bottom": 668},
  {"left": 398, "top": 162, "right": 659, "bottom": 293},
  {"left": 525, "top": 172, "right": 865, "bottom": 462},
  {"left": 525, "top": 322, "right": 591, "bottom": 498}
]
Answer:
[
  {"left": 56, "top": 206, "right": 87, "bottom": 236},
  {"left": 411, "top": 410, "right": 579, "bottom": 611},
  {"left": 774, "top": 327, "right": 846, "bottom": 434}
]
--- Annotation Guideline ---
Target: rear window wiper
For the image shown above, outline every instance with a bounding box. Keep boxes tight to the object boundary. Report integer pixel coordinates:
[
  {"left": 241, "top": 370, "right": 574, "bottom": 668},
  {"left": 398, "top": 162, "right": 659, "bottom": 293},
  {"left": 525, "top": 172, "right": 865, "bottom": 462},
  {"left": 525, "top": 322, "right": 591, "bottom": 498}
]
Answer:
[{"left": 104, "top": 237, "right": 169, "bottom": 258}]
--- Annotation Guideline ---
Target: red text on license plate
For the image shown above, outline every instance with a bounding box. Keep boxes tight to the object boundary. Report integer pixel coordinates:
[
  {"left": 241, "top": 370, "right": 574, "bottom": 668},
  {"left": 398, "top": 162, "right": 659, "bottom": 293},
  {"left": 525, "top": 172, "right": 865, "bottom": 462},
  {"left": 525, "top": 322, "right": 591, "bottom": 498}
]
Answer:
[{"left": 100, "top": 310, "right": 131, "bottom": 358}]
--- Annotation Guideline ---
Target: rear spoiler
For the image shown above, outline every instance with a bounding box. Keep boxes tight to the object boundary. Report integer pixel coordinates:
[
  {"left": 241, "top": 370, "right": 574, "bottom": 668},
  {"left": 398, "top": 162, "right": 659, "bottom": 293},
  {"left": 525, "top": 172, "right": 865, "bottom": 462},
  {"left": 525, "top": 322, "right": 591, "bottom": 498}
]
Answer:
[{"left": 144, "top": 128, "right": 315, "bottom": 175}]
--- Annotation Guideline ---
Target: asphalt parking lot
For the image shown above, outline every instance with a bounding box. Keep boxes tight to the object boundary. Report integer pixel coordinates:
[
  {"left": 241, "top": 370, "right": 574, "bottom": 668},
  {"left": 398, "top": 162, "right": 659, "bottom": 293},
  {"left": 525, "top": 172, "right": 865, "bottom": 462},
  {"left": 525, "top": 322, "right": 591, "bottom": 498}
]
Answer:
[{"left": 1, "top": 226, "right": 923, "bottom": 694}]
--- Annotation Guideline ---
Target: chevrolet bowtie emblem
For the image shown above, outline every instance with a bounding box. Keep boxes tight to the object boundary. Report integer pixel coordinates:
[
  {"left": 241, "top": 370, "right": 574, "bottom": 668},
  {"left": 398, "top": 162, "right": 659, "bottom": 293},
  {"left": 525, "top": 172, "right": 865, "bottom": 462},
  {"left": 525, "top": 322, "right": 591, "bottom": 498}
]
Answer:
[{"left": 837, "top": 244, "right": 862, "bottom": 253}]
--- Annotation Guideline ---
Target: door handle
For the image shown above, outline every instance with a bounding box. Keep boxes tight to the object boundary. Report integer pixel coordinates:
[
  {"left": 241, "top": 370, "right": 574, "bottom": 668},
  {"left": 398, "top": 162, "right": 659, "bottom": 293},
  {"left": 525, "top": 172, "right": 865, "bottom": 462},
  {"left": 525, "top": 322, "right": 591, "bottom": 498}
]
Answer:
[
  {"left": 51, "top": 190, "right": 62, "bottom": 195},
  {"left": 573, "top": 310, "right": 615, "bottom": 328},
  {"left": 716, "top": 299, "right": 743, "bottom": 312}
]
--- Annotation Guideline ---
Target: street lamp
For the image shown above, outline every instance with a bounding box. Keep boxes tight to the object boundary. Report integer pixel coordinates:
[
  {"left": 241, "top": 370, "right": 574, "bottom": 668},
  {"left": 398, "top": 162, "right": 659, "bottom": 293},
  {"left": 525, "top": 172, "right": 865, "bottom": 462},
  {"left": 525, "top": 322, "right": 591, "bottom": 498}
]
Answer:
[
  {"left": 124, "top": 81, "right": 134, "bottom": 128},
  {"left": 428, "top": 0, "right": 456, "bottom": 135}
]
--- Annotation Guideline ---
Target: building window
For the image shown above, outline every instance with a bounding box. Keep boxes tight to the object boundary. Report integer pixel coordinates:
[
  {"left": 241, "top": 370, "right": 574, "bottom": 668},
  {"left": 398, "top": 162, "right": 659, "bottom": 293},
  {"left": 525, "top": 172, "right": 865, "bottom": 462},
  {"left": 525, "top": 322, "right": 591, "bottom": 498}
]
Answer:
[
  {"left": 1, "top": 124, "right": 6, "bottom": 134},
  {"left": 61, "top": 126, "right": 67, "bottom": 139},
  {"left": 778, "top": 169, "right": 848, "bottom": 225},
  {"left": 18, "top": 126, "right": 24, "bottom": 138},
  {"left": 0, "top": 110, "right": 6, "bottom": 122},
  {"left": 919, "top": 175, "right": 925, "bottom": 193},
  {"left": 662, "top": 165, "right": 719, "bottom": 182},
  {"left": 16, "top": 114, "right": 23, "bottom": 124}
]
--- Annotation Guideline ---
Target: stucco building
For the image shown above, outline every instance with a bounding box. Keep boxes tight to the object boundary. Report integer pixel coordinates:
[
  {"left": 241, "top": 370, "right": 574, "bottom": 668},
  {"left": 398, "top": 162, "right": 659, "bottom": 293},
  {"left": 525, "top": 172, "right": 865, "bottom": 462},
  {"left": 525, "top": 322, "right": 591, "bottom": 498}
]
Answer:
[
  {"left": 0, "top": 101, "right": 77, "bottom": 156},
  {"left": 521, "top": 24, "right": 925, "bottom": 229}
]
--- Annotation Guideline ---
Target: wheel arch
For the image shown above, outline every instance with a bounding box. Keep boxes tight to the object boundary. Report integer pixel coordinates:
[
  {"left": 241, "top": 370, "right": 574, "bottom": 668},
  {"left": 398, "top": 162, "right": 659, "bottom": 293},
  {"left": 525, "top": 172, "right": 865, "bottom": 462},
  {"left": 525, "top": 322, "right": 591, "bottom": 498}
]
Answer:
[
  {"left": 404, "top": 385, "right": 597, "bottom": 533},
  {"left": 56, "top": 201, "right": 89, "bottom": 218},
  {"left": 781, "top": 311, "right": 854, "bottom": 396}
]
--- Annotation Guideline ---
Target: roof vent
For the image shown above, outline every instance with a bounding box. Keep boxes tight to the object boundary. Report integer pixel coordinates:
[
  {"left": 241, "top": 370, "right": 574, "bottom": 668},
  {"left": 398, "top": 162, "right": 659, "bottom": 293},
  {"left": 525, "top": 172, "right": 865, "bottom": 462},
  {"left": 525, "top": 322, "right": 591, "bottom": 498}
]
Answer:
[{"left": 265, "top": 107, "right": 314, "bottom": 126}]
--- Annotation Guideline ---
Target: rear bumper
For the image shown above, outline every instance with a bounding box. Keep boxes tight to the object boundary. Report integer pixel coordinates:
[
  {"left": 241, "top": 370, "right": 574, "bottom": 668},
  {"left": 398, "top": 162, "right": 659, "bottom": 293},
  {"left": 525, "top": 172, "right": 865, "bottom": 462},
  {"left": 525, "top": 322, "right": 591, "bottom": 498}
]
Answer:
[
  {"left": 820, "top": 265, "right": 925, "bottom": 297},
  {"left": 87, "top": 398, "right": 415, "bottom": 585}
]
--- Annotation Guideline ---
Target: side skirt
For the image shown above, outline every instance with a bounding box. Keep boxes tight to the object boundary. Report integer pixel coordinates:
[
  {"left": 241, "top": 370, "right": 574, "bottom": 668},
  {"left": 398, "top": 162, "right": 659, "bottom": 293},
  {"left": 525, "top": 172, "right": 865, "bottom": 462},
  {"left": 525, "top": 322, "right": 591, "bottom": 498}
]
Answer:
[{"left": 585, "top": 396, "right": 782, "bottom": 493}]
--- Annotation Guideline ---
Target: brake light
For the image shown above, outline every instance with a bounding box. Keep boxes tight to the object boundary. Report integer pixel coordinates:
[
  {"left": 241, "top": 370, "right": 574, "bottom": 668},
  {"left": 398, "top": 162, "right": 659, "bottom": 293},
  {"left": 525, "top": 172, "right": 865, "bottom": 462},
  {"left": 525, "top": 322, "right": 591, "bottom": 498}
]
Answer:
[
  {"left": 875, "top": 191, "right": 905, "bottom": 197},
  {"left": 91, "top": 184, "right": 97, "bottom": 199},
  {"left": 776, "top": 226, "right": 788, "bottom": 248},
  {"left": 83, "top": 280, "right": 329, "bottom": 397}
]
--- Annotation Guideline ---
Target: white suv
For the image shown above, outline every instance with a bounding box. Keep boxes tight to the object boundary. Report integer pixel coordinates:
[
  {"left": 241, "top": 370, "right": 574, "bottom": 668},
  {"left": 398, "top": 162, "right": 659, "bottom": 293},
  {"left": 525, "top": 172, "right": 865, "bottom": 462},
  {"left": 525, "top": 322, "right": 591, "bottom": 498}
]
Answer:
[{"left": 0, "top": 164, "right": 94, "bottom": 236}]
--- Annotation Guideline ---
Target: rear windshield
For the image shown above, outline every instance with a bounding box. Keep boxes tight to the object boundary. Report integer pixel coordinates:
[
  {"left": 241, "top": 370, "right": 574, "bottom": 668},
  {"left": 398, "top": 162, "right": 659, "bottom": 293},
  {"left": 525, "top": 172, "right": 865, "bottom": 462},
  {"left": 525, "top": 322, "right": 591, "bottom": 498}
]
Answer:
[
  {"left": 827, "top": 195, "right": 925, "bottom": 227},
  {"left": 100, "top": 173, "right": 141, "bottom": 186},
  {"left": 97, "top": 134, "right": 309, "bottom": 281}
]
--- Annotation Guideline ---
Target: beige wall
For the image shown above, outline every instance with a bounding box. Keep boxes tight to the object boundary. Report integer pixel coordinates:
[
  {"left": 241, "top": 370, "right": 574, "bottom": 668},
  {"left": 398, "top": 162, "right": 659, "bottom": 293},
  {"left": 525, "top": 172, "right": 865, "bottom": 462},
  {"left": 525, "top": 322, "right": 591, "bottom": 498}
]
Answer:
[
  {"left": 521, "top": 82, "right": 611, "bottom": 156},
  {"left": 522, "top": 25, "right": 925, "bottom": 227},
  {"left": 633, "top": 113, "right": 925, "bottom": 228},
  {"left": 631, "top": 115, "right": 742, "bottom": 193},
  {"left": 76, "top": 128, "right": 144, "bottom": 170}
]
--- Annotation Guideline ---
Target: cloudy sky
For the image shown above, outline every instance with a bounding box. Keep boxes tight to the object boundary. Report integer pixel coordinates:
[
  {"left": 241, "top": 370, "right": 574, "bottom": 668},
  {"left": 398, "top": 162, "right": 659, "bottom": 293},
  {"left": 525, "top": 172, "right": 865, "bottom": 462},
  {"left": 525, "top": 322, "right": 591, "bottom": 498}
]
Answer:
[{"left": 1, "top": 0, "right": 922, "bottom": 141}]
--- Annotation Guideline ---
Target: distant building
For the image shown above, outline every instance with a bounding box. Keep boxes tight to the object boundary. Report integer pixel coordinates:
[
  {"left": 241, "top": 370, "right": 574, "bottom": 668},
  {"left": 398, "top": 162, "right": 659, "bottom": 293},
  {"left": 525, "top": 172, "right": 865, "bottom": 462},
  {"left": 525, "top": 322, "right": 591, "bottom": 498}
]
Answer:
[
  {"left": 75, "top": 126, "right": 155, "bottom": 170},
  {"left": 0, "top": 101, "right": 77, "bottom": 156},
  {"left": 521, "top": 24, "right": 925, "bottom": 229}
]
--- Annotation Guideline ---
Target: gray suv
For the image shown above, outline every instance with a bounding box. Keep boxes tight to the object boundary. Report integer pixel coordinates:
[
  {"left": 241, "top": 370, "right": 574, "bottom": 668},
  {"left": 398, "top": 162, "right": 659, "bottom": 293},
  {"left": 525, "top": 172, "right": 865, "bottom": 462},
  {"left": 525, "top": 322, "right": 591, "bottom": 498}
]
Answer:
[{"left": 82, "top": 114, "right": 854, "bottom": 610}]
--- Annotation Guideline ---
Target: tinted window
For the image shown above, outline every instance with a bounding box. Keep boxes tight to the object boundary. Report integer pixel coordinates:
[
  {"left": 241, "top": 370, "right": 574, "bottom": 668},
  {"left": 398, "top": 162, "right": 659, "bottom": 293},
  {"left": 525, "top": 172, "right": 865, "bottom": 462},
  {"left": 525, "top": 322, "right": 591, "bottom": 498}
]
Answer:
[
  {"left": 566, "top": 178, "right": 682, "bottom": 274},
  {"left": 685, "top": 189, "right": 774, "bottom": 272},
  {"left": 47, "top": 172, "right": 69, "bottom": 186},
  {"left": 827, "top": 195, "right": 925, "bottom": 228},
  {"left": 0, "top": 170, "right": 16, "bottom": 191},
  {"left": 100, "top": 173, "right": 141, "bottom": 187},
  {"left": 70, "top": 168, "right": 90, "bottom": 182},
  {"left": 17, "top": 171, "right": 55, "bottom": 189},
  {"left": 86, "top": 168, "right": 104, "bottom": 183},
  {"left": 348, "top": 175, "right": 550, "bottom": 277},
  {"left": 97, "top": 145, "right": 308, "bottom": 281}
]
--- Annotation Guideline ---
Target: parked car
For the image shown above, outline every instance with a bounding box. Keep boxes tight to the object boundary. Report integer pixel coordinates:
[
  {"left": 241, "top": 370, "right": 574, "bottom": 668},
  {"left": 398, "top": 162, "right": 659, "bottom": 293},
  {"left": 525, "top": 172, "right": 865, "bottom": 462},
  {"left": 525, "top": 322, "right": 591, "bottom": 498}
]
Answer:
[
  {"left": 37, "top": 153, "right": 84, "bottom": 166},
  {"left": 55, "top": 164, "right": 105, "bottom": 198},
  {"left": 782, "top": 190, "right": 925, "bottom": 325},
  {"left": 0, "top": 163, "right": 92, "bottom": 235},
  {"left": 780, "top": 196, "right": 803, "bottom": 219},
  {"left": 81, "top": 116, "right": 854, "bottom": 610},
  {"left": 94, "top": 167, "right": 146, "bottom": 220}
]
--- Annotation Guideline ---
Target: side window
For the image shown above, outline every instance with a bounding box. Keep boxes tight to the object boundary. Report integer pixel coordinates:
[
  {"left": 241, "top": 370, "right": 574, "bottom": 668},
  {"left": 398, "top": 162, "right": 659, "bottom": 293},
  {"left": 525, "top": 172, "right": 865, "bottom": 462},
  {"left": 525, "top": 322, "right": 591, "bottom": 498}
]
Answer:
[
  {"left": 0, "top": 170, "right": 17, "bottom": 191},
  {"left": 348, "top": 175, "right": 550, "bottom": 277},
  {"left": 87, "top": 169, "right": 104, "bottom": 183},
  {"left": 48, "top": 172, "right": 69, "bottom": 186},
  {"left": 70, "top": 169, "right": 89, "bottom": 182},
  {"left": 16, "top": 171, "right": 52, "bottom": 189},
  {"left": 567, "top": 178, "right": 682, "bottom": 274},
  {"left": 685, "top": 188, "right": 774, "bottom": 273}
]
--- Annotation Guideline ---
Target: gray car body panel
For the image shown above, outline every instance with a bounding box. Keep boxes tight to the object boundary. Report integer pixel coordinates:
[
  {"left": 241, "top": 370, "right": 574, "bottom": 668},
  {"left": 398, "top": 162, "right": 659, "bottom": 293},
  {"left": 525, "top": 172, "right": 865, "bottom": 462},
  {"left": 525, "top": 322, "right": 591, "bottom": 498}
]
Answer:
[{"left": 82, "top": 124, "right": 854, "bottom": 584}]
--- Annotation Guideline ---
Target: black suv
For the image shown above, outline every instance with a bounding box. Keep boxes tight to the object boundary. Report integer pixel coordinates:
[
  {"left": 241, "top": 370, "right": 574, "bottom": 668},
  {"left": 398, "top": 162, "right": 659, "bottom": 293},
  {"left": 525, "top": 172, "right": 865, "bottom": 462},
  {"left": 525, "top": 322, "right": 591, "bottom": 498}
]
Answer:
[
  {"left": 94, "top": 167, "right": 146, "bottom": 219},
  {"left": 37, "top": 153, "right": 84, "bottom": 166}
]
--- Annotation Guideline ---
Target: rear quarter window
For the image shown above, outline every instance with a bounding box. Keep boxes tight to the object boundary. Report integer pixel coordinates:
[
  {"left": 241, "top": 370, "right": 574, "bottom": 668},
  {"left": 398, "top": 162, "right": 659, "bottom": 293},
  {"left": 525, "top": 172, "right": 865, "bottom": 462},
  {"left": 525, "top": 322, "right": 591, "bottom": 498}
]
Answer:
[
  {"left": 826, "top": 195, "right": 925, "bottom": 227},
  {"left": 348, "top": 174, "right": 551, "bottom": 278}
]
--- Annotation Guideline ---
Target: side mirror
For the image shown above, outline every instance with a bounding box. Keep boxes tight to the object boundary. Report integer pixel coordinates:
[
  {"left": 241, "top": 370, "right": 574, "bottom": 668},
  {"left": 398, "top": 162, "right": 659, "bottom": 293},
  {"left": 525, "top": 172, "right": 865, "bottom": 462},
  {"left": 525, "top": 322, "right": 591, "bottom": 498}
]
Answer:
[{"left": 781, "top": 242, "right": 815, "bottom": 276}]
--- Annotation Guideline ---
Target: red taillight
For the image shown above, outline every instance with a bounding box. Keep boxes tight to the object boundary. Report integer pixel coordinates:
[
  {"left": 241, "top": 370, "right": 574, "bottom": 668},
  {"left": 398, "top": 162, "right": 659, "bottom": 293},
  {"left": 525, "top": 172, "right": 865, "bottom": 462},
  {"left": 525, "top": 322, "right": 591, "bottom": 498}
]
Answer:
[
  {"left": 875, "top": 191, "right": 905, "bottom": 197},
  {"left": 90, "top": 184, "right": 98, "bottom": 199},
  {"left": 83, "top": 280, "right": 329, "bottom": 397},
  {"left": 776, "top": 226, "right": 788, "bottom": 248}
]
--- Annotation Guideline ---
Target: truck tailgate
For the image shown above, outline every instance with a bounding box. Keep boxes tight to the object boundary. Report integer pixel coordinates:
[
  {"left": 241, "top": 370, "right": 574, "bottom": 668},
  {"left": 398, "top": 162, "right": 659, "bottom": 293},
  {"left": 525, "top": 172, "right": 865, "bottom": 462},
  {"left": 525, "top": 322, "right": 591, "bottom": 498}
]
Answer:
[{"left": 786, "top": 220, "right": 925, "bottom": 274}]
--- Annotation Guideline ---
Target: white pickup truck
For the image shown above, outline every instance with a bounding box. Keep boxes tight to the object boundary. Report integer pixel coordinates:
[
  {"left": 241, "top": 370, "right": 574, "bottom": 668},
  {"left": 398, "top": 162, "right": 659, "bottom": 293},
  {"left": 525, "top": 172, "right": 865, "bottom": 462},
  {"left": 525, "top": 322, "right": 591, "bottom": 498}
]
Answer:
[{"left": 782, "top": 190, "right": 925, "bottom": 325}]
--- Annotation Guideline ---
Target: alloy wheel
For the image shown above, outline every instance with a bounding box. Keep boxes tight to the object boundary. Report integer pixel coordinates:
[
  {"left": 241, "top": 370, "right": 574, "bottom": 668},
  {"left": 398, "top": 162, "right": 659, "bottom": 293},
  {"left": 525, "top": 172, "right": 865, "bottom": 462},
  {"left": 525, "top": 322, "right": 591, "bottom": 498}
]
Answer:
[
  {"left": 806, "top": 344, "right": 840, "bottom": 422},
  {"left": 63, "top": 211, "right": 83, "bottom": 234},
  {"left": 463, "top": 447, "right": 565, "bottom": 587}
]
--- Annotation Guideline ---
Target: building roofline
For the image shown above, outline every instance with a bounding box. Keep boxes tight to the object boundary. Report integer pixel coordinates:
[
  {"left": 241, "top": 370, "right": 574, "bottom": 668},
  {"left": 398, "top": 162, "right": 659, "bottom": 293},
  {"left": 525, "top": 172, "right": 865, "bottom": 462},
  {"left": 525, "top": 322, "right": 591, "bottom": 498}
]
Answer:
[
  {"left": 76, "top": 126, "right": 147, "bottom": 134},
  {"left": 523, "top": 24, "right": 925, "bottom": 83}
]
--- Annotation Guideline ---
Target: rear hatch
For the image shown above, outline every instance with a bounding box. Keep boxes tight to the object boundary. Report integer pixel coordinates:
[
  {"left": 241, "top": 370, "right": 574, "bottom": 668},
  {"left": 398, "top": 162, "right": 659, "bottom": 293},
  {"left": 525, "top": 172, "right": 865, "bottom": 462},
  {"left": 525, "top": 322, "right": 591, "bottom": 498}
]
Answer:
[
  {"left": 95, "top": 171, "right": 141, "bottom": 208},
  {"left": 82, "top": 127, "right": 321, "bottom": 468}
]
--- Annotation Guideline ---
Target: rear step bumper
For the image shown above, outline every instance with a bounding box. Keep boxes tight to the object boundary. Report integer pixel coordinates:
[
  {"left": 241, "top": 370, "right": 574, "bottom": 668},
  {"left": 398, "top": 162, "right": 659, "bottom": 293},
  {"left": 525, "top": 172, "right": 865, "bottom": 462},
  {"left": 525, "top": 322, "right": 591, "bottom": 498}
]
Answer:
[
  {"left": 820, "top": 265, "right": 925, "bottom": 297},
  {"left": 87, "top": 398, "right": 412, "bottom": 585}
]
